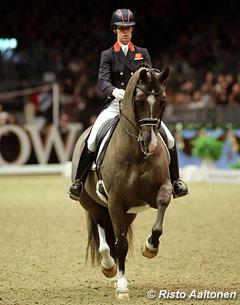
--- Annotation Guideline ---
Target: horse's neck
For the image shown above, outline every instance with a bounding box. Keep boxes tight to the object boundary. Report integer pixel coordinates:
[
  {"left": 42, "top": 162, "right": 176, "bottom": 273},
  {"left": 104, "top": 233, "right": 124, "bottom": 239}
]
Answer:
[
  {"left": 114, "top": 123, "right": 168, "bottom": 163},
  {"left": 105, "top": 123, "right": 169, "bottom": 188},
  {"left": 119, "top": 113, "right": 139, "bottom": 141},
  {"left": 115, "top": 122, "right": 139, "bottom": 155}
]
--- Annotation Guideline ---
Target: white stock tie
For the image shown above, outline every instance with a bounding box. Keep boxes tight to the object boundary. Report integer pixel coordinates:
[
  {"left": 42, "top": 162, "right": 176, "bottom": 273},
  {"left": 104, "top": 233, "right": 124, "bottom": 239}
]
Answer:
[{"left": 122, "top": 45, "right": 128, "bottom": 56}]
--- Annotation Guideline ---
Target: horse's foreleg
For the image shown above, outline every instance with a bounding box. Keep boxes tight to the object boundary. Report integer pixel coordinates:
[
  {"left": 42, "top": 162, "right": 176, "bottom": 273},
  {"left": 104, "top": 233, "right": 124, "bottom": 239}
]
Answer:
[
  {"left": 97, "top": 225, "right": 117, "bottom": 278},
  {"left": 142, "top": 204, "right": 166, "bottom": 258},
  {"left": 142, "top": 181, "right": 172, "bottom": 258}
]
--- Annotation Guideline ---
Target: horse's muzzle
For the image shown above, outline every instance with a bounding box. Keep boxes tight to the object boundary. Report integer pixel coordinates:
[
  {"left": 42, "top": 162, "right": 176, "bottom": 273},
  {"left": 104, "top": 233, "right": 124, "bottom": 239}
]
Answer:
[
  {"left": 148, "top": 127, "right": 158, "bottom": 154},
  {"left": 139, "top": 126, "right": 158, "bottom": 157}
]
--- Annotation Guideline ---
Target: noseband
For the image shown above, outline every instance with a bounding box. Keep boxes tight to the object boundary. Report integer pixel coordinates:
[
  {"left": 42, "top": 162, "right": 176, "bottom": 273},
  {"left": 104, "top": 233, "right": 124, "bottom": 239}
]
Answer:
[{"left": 138, "top": 118, "right": 160, "bottom": 127}]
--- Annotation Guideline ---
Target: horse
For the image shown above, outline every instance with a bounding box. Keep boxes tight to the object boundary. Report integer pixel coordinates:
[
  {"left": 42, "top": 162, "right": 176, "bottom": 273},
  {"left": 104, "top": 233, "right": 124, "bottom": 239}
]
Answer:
[{"left": 71, "top": 66, "right": 172, "bottom": 299}]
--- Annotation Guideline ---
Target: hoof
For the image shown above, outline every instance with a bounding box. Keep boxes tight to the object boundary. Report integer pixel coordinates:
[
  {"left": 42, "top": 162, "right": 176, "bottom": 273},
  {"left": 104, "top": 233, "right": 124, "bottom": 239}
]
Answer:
[
  {"left": 117, "top": 292, "right": 129, "bottom": 299},
  {"left": 116, "top": 289, "right": 129, "bottom": 299},
  {"left": 141, "top": 243, "right": 159, "bottom": 258},
  {"left": 101, "top": 263, "right": 117, "bottom": 278}
]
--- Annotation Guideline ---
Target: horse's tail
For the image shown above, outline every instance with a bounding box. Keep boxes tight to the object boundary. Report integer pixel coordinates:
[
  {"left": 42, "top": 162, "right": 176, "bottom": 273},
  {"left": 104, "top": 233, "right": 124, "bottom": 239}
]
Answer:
[
  {"left": 85, "top": 209, "right": 116, "bottom": 265},
  {"left": 85, "top": 212, "right": 101, "bottom": 265},
  {"left": 127, "top": 223, "right": 134, "bottom": 256},
  {"left": 85, "top": 210, "right": 133, "bottom": 265}
]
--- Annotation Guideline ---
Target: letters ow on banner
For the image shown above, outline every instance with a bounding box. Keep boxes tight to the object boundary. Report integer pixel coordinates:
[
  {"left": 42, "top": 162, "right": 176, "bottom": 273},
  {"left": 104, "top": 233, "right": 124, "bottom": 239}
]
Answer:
[{"left": 0, "top": 124, "right": 82, "bottom": 165}]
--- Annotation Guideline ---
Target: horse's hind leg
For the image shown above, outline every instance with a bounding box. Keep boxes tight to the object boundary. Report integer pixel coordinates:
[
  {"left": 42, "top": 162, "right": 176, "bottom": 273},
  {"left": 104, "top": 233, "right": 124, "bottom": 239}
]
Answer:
[
  {"left": 97, "top": 224, "right": 117, "bottom": 278},
  {"left": 142, "top": 181, "right": 172, "bottom": 258},
  {"left": 80, "top": 191, "right": 116, "bottom": 272},
  {"left": 109, "top": 202, "right": 136, "bottom": 299}
]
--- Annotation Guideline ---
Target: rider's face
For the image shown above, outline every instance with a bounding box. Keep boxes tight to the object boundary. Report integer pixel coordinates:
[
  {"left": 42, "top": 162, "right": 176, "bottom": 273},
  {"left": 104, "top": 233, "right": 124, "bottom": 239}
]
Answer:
[{"left": 116, "top": 26, "right": 133, "bottom": 45}]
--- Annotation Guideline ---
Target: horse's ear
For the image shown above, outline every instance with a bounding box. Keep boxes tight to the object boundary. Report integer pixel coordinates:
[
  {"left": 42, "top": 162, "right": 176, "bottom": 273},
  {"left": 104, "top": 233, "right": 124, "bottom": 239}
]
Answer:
[
  {"left": 139, "top": 68, "right": 147, "bottom": 81},
  {"left": 159, "top": 67, "right": 170, "bottom": 82}
]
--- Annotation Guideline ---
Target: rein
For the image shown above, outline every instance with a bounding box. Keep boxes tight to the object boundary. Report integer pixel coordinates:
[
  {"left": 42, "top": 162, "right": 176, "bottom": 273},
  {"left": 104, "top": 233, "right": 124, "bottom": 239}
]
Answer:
[
  {"left": 135, "top": 85, "right": 162, "bottom": 96},
  {"left": 119, "top": 109, "right": 139, "bottom": 140},
  {"left": 119, "top": 84, "right": 166, "bottom": 158}
]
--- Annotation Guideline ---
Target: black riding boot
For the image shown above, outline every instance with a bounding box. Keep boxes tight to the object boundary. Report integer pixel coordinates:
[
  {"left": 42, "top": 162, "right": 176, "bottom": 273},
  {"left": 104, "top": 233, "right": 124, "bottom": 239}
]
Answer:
[
  {"left": 69, "top": 145, "right": 95, "bottom": 201},
  {"left": 169, "top": 144, "right": 188, "bottom": 198}
]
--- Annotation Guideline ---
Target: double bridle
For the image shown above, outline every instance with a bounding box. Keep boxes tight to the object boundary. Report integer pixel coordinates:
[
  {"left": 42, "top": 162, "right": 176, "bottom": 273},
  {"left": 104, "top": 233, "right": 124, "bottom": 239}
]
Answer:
[
  {"left": 120, "top": 84, "right": 166, "bottom": 158},
  {"left": 135, "top": 85, "right": 163, "bottom": 128}
]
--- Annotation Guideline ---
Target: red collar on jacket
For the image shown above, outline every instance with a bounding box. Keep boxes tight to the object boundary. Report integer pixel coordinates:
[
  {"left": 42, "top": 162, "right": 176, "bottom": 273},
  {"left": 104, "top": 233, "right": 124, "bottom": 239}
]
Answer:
[{"left": 114, "top": 41, "right": 135, "bottom": 52}]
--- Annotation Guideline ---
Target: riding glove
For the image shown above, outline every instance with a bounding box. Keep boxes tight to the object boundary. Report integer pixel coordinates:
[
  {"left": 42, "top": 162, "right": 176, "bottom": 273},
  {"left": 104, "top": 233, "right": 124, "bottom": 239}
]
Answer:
[{"left": 112, "top": 88, "right": 125, "bottom": 101}]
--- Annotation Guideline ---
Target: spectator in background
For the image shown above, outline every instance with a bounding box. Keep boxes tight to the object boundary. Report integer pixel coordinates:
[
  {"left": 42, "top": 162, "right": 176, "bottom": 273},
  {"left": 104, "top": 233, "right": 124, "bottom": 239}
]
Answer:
[
  {"left": 36, "top": 86, "right": 53, "bottom": 126},
  {"left": 62, "top": 77, "right": 74, "bottom": 95},
  {"left": 2, "top": 1, "right": 240, "bottom": 128},
  {"left": 0, "top": 104, "right": 9, "bottom": 125},
  {"left": 198, "top": 83, "right": 215, "bottom": 108},
  {"left": 59, "top": 112, "right": 70, "bottom": 133},
  {"left": 228, "top": 74, "right": 240, "bottom": 105},
  {"left": 69, "top": 87, "right": 88, "bottom": 127},
  {"left": 0, "top": 104, "right": 10, "bottom": 126},
  {"left": 0, "top": 104, "right": 16, "bottom": 126}
]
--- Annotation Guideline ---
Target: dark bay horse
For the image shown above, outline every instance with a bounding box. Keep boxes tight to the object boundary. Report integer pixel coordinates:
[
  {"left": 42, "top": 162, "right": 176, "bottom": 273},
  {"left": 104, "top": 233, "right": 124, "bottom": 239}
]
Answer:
[{"left": 71, "top": 67, "right": 172, "bottom": 298}]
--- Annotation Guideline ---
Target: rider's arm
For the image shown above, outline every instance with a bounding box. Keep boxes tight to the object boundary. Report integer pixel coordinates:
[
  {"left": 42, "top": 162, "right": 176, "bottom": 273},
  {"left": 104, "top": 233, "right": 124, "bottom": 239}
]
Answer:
[{"left": 98, "top": 50, "right": 116, "bottom": 99}]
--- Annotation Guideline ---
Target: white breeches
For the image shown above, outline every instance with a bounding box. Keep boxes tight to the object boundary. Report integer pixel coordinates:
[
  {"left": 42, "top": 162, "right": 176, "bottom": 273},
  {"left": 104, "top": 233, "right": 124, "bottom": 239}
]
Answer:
[
  {"left": 87, "top": 98, "right": 120, "bottom": 152},
  {"left": 160, "top": 121, "right": 175, "bottom": 149},
  {"left": 87, "top": 98, "right": 175, "bottom": 152}
]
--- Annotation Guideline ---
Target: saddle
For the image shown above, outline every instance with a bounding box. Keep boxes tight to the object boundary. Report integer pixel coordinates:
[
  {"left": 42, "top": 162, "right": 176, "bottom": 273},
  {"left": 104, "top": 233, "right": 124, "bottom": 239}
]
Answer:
[
  {"left": 95, "top": 115, "right": 119, "bottom": 158},
  {"left": 91, "top": 116, "right": 119, "bottom": 201}
]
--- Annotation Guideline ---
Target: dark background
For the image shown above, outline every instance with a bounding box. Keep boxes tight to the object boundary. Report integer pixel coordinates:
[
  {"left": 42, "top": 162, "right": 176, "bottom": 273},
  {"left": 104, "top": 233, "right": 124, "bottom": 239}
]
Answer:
[
  {"left": 1, "top": 0, "right": 240, "bottom": 79},
  {"left": 0, "top": 0, "right": 239, "bottom": 166},
  {"left": 0, "top": 0, "right": 240, "bottom": 129}
]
